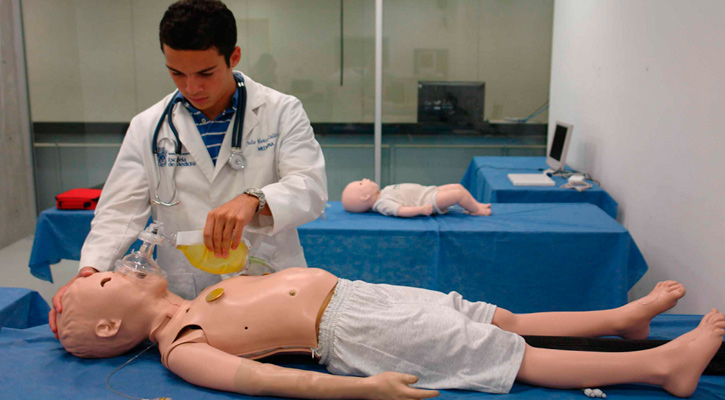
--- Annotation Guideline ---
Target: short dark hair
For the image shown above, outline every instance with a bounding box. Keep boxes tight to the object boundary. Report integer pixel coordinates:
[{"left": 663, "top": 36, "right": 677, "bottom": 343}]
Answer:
[{"left": 159, "top": 0, "right": 237, "bottom": 66}]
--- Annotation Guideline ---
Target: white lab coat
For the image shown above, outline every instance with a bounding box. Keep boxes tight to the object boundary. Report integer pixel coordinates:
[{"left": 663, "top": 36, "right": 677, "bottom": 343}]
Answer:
[{"left": 80, "top": 73, "right": 328, "bottom": 299}]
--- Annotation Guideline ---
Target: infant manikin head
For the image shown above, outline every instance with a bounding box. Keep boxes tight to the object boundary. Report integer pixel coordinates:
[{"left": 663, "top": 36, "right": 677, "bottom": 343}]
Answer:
[
  {"left": 57, "top": 271, "right": 167, "bottom": 358},
  {"left": 342, "top": 179, "right": 380, "bottom": 213}
]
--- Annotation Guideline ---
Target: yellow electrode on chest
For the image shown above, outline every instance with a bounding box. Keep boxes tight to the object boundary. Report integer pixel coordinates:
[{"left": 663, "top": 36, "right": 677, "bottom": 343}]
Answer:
[{"left": 171, "top": 230, "right": 251, "bottom": 275}]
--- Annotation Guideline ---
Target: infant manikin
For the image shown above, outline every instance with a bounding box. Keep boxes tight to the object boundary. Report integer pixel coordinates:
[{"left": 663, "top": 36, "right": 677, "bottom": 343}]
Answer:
[{"left": 342, "top": 179, "right": 492, "bottom": 217}]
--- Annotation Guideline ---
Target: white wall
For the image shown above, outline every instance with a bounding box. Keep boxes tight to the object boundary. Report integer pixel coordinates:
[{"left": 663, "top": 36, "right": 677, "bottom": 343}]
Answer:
[
  {"left": 0, "top": 0, "right": 35, "bottom": 249},
  {"left": 549, "top": 0, "right": 725, "bottom": 313}
]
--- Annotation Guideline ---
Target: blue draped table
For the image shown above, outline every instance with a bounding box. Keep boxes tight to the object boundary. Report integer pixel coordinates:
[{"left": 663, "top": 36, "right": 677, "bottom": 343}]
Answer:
[
  {"left": 30, "top": 202, "right": 645, "bottom": 312},
  {"left": 2, "top": 312, "right": 722, "bottom": 400},
  {"left": 0, "top": 288, "right": 49, "bottom": 329},
  {"left": 302, "top": 202, "right": 645, "bottom": 313},
  {"left": 29, "top": 209, "right": 95, "bottom": 282},
  {"left": 461, "top": 156, "right": 619, "bottom": 219}
]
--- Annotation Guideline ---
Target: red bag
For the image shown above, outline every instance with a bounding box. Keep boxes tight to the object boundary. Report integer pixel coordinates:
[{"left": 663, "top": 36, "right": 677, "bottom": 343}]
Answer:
[{"left": 55, "top": 188, "right": 102, "bottom": 210}]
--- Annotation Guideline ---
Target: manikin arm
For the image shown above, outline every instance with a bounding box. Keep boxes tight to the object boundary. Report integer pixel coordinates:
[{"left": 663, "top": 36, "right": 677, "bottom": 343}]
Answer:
[
  {"left": 166, "top": 342, "right": 439, "bottom": 400},
  {"left": 397, "top": 204, "right": 434, "bottom": 217}
]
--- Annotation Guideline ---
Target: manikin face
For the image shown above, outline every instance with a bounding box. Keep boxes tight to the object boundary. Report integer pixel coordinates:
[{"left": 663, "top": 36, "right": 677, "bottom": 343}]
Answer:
[
  {"left": 356, "top": 178, "right": 380, "bottom": 195},
  {"left": 163, "top": 44, "right": 242, "bottom": 120},
  {"left": 68, "top": 270, "right": 168, "bottom": 311},
  {"left": 58, "top": 271, "right": 168, "bottom": 358},
  {"left": 342, "top": 178, "right": 380, "bottom": 212}
]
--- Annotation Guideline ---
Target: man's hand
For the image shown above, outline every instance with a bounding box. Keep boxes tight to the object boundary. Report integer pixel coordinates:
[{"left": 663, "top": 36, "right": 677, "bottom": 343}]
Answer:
[
  {"left": 49, "top": 266, "right": 98, "bottom": 339},
  {"left": 366, "top": 372, "right": 439, "bottom": 400},
  {"left": 204, "top": 194, "right": 259, "bottom": 258}
]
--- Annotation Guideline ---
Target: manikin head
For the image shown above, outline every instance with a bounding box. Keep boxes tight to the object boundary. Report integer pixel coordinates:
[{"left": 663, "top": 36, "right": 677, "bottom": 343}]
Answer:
[
  {"left": 341, "top": 179, "right": 380, "bottom": 213},
  {"left": 57, "top": 271, "right": 168, "bottom": 358}
]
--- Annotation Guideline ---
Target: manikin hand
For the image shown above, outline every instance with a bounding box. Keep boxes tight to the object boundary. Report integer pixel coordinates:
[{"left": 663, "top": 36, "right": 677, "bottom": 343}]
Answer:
[
  {"left": 48, "top": 266, "right": 98, "bottom": 339},
  {"left": 397, "top": 204, "right": 434, "bottom": 217},
  {"left": 418, "top": 204, "right": 434, "bottom": 216},
  {"left": 366, "top": 372, "right": 439, "bottom": 400},
  {"left": 204, "top": 194, "right": 260, "bottom": 259}
]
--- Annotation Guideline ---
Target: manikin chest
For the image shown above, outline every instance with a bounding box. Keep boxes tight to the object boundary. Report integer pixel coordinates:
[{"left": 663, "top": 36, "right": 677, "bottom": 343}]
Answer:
[{"left": 160, "top": 268, "right": 338, "bottom": 362}]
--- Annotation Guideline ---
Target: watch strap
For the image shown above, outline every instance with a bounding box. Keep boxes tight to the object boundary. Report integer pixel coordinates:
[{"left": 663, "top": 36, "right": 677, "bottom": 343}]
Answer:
[{"left": 243, "top": 188, "right": 266, "bottom": 214}]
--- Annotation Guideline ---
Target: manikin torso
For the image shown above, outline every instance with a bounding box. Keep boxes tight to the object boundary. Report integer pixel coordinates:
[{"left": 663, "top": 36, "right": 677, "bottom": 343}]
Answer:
[{"left": 157, "top": 268, "right": 338, "bottom": 367}]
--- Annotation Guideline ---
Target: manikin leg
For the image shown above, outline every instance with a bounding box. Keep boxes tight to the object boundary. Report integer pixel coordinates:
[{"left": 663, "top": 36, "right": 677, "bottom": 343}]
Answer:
[
  {"left": 435, "top": 184, "right": 491, "bottom": 216},
  {"left": 492, "top": 281, "right": 686, "bottom": 339},
  {"left": 515, "top": 309, "right": 725, "bottom": 398}
]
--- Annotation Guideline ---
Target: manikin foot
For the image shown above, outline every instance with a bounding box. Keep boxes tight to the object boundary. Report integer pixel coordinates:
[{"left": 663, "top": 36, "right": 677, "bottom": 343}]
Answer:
[
  {"left": 470, "top": 203, "right": 492, "bottom": 216},
  {"left": 659, "top": 309, "right": 725, "bottom": 397},
  {"left": 619, "top": 281, "right": 686, "bottom": 339}
]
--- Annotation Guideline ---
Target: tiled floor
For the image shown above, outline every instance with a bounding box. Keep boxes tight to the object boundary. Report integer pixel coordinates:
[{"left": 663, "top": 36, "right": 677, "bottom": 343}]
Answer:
[{"left": 0, "top": 235, "right": 78, "bottom": 306}]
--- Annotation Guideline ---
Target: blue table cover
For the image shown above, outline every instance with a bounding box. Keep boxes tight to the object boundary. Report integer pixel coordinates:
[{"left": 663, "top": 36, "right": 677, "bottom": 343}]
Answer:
[
  {"left": 0, "top": 288, "right": 49, "bottom": 329},
  {"left": 461, "top": 156, "right": 619, "bottom": 219},
  {"left": 29, "top": 209, "right": 95, "bottom": 282},
  {"left": 29, "top": 208, "right": 145, "bottom": 283},
  {"left": 302, "top": 202, "right": 646, "bottom": 313},
  {"left": 436, "top": 204, "right": 644, "bottom": 312},
  {"left": 1, "top": 314, "right": 722, "bottom": 400},
  {"left": 299, "top": 202, "right": 441, "bottom": 289}
]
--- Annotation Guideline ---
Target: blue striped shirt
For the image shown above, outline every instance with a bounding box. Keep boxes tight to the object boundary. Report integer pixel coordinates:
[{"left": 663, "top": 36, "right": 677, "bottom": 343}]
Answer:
[{"left": 176, "top": 88, "right": 239, "bottom": 165}]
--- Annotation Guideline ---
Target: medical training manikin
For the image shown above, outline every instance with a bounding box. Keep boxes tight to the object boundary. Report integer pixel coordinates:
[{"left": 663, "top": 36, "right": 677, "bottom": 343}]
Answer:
[
  {"left": 342, "top": 179, "right": 492, "bottom": 217},
  {"left": 56, "top": 235, "right": 724, "bottom": 400}
]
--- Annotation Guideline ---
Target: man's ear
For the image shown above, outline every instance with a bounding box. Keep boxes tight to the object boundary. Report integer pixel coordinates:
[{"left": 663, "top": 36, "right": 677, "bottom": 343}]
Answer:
[
  {"left": 230, "top": 46, "right": 242, "bottom": 68},
  {"left": 360, "top": 194, "right": 371, "bottom": 202},
  {"left": 95, "top": 319, "right": 122, "bottom": 338}
]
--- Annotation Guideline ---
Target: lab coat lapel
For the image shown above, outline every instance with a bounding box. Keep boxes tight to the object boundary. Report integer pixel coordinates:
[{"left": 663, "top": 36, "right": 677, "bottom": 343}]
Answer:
[
  {"left": 174, "top": 106, "right": 215, "bottom": 183},
  {"left": 212, "top": 73, "right": 264, "bottom": 182},
  {"left": 213, "top": 119, "right": 234, "bottom": 180}
]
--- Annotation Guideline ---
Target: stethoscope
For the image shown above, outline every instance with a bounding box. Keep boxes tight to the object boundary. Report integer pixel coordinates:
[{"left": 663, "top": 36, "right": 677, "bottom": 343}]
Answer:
[{"left": 151, "top": 73, "right": 248, "bottom": 207}]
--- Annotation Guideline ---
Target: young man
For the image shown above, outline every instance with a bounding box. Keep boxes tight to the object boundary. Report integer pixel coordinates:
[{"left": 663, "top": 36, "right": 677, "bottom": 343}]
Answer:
[
  {"left": 58, "top": 267, "right": 723, "bottom": 399},
  {"left": 50, "top": 0, "right": 328, "bottom": 335}
]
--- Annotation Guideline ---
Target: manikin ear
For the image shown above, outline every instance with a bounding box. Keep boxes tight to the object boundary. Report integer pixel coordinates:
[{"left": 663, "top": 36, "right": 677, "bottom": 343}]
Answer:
[
  {"left": 95, "top": 319, "right": 122, "bottom": 338},
  {"left": 360, "top": 194, "right": 371, "bottom": 202}
]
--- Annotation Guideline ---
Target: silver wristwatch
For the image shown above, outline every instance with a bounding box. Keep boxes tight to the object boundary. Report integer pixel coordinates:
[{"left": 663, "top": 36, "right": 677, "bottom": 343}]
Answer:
[{"left": 243, "top": 188, "right": 266, "bottom": 214}]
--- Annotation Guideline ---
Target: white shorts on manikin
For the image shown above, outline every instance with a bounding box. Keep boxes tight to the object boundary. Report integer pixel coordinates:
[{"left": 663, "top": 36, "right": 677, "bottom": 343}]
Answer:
[{"left": 317, "top": 279, "right": 525, "bottom": 394}]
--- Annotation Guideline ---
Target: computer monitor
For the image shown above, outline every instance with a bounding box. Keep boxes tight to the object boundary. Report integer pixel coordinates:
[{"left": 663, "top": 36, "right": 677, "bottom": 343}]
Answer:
[
  {"left": 417, "top": 81, "right": 485, "bottom": 130},
  {"left": 546, "top": 121, "right": 574, "bottom": 172}
]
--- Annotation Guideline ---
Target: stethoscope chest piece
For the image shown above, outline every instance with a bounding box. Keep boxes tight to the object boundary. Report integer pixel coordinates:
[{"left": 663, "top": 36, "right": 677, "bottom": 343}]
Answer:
[{"left": 228, "top": 150, "right": 246, "bottom": 170}]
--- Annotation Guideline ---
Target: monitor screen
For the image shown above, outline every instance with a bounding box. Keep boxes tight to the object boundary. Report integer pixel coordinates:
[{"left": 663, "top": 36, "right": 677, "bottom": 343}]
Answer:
[
  {"left": 417, "top": 81, "right": 485, "bottom": 130},
  {"left": 546, "top": 121, "right": 574, "bottom": 171},
  {"left": 549, "top": 124, "right": 568, "bottom": 161}
]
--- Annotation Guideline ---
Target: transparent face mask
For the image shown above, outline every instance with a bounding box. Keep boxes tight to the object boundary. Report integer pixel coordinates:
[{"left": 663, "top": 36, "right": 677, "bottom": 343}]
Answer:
[
  {"left": 114, "top": 251, "right": 166, "bottom": 280},
  {"left": 113, "top": 222, "right": 167, "bottom": 280}
]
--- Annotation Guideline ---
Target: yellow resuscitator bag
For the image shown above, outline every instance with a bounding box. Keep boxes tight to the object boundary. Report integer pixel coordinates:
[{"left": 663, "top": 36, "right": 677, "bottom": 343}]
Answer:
[{"left": 172, "top": 230, "right": 251, "bottom": 275}]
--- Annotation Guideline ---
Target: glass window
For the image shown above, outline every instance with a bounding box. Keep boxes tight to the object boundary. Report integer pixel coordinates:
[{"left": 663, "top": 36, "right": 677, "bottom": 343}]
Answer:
[
  {"left": 22, "top": 0, "right": 551, "bottom": 209},
  {"left": 381, "top": 0, "right": 552, "bottom": 187}
]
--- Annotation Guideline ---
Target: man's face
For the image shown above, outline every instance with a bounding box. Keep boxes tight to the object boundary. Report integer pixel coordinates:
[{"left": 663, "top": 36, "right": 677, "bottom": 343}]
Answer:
[{"left": 163, "top": 45, "right": 241, "bottom": 120}]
